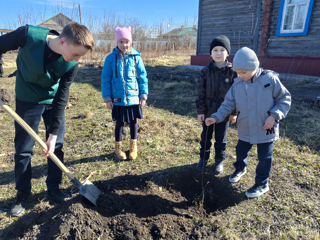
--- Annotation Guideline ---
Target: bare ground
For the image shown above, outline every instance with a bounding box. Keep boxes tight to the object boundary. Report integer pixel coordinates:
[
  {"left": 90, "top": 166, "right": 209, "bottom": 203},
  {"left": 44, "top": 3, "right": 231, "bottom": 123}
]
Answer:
[{"left": 2, "top": 168, "right": 245, "bottom": 239}]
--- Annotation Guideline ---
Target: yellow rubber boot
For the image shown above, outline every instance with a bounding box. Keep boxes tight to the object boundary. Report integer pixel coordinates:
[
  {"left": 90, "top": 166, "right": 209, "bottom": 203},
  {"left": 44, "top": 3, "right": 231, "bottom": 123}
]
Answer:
[
  {"left": 115, "top": 142, "right": 127, "bottom": 160},
  {"left": 128, "top": 139, "right": 137, "bottom": 160}
]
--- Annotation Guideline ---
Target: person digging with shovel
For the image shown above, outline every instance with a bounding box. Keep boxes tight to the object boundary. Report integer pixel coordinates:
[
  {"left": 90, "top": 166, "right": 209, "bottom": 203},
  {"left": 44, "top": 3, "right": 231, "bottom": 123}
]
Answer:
[{"left": 0, "top": 22, "right": 94, "bottom": 216}]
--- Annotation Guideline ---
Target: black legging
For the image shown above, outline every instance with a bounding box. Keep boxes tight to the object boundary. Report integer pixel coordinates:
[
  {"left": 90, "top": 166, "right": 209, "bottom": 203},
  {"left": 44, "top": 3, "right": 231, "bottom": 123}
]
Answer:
[
  {"left": 115, "top": 119, "right": 138, "bottom": 142},
  {"left": 0, "top": 64, "right": 3, "bottom": 76}
]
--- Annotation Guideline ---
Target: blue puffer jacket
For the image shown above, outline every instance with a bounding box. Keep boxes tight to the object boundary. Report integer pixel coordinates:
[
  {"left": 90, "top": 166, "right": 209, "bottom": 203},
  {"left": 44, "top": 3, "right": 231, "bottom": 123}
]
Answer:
[{"left": 101, "top": 47, "right": 148, "bottom": 106}]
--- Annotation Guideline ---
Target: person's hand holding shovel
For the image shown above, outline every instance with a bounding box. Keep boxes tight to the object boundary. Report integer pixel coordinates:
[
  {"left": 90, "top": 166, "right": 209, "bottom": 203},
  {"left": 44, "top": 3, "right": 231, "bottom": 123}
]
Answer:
[{"left": 42, "top": 134, "right": 57, "bottom": 157}]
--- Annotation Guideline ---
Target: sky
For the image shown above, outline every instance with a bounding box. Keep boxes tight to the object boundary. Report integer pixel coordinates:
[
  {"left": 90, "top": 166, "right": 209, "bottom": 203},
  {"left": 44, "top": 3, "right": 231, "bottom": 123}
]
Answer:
[{"left": 0, "top": 0, "right": 199, "bottom": 31}]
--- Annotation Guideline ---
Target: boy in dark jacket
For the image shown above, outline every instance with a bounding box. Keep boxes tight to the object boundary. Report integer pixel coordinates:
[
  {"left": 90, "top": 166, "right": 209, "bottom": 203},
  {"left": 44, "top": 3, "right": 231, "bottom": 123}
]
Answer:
[
  {"left": 0, "top": 23, "right": 94, "bottom": 216},
  {"left": 195, "top": 35, "right": 237, "bottom": 174}
]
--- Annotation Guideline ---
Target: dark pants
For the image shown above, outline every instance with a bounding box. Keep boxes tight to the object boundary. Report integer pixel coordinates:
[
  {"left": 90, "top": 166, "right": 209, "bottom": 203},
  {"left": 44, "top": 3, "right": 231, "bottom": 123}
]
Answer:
[
  {"left": 14, "top": 99, "right": 65, "bottom": 192},
  {"left": 115, "top": 119, "right": 138, "bottom": 141},
  {"left": 0, "top": 64, "right": 3, "bottom": 76},
  {"left": 234, "top": 140, "right": 273, "bottom": 186},
  {"left": 199, "top": 121, "right": 229, "bottom": 161}
]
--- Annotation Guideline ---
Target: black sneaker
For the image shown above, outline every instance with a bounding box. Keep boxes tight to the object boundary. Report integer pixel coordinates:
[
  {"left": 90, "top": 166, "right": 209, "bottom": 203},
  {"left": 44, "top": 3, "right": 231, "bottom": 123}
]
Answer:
[
  {"left": 213, "top": 159, "right": 224, "bottom": 175},
  {"left": 245, "top": 183, "right": 269, "bottom": 198},
  {"left": 10, "top": 191, "right": 31, "bottom": 216},
  {"left": 196, "top": 159, "right": 208, "bottom": 171},
  {"left": 229, "top": 168, "right": 247, "bottom": 183},
  {"left": 47, "top": 189, "right": 70, "bottom": 203}
]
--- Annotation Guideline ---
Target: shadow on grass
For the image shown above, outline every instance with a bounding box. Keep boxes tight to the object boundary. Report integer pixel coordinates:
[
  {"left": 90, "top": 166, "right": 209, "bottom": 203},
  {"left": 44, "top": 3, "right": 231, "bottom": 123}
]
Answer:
[
  {"left": 1, "top": 163, "right": 246, "bottom": 239},
  {"left": 7, "top": 70, "right": 17, "bottom": 78},
  {"left": 0, "top": 152, "right": 122, "bottom": 186}
]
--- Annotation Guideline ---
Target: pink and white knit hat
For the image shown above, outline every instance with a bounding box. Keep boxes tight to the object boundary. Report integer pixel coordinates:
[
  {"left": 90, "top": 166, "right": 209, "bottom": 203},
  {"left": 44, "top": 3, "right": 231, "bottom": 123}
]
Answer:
[{"left": 115, "top": 26, "right": 132, "bottom": 43}]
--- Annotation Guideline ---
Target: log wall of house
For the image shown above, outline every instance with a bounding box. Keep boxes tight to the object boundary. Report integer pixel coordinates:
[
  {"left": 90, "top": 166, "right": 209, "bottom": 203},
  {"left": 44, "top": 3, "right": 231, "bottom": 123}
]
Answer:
[
  {"left": 264, "top": 0, "right": 320, "bottom": 57},
  {"left": 194, "top": 0, "right": 320, "bottom": 76},
  {"left": 197, "top": 0, "right": 260, "bottom": 55}
]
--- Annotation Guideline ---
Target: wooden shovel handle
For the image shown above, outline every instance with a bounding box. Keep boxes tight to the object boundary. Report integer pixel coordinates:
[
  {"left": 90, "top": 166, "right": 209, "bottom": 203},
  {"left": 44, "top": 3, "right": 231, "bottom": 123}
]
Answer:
[{"left": 0, "top": 99, "right": 75, "bottom": 180}]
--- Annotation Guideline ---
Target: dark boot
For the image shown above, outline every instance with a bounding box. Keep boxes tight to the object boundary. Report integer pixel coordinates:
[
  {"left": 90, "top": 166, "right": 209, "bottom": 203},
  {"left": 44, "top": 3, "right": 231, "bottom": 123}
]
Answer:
[
  {"left": 47, "top": 189, "right": 70, "bottom": 203},
  {"left": 213, "top": 159, "right": 224, "bottom": 175},
  {"left": 196, "top": 159, "right": 208, "bottom": 171},
  {"left": 10, "top": 191, "right": 31, "bottom": 216}
]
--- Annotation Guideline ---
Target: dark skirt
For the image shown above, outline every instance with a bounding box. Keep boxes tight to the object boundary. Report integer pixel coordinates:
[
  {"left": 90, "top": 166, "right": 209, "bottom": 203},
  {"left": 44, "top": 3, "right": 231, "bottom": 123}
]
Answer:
[{"left": 112, "top": 105, "right": 143, "bottom": 123}]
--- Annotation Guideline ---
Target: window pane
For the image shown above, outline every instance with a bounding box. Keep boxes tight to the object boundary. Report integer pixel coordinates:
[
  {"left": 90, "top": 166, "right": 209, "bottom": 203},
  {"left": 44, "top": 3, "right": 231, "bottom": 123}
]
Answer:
[
  {"left": 283, "top": 6, "right": 295, "bottom": 30},
  {"left": 294, "top": 4, "right": 307, "bottom": 29},
  {"left": 288, "top": 0, "right": 307, "bottom": 4}
]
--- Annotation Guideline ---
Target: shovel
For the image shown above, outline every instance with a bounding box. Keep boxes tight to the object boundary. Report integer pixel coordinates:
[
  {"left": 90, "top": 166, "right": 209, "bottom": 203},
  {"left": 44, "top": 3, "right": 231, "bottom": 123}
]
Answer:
[{"left": 0, "top": 99, "right": 101, "bottom": 206}]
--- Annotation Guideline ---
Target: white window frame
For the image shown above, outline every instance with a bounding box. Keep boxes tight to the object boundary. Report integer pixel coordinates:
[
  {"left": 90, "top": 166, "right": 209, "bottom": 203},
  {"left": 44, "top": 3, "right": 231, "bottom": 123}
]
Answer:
[{"left": 276, "top": 0, "right": 314, "bottom": 36}]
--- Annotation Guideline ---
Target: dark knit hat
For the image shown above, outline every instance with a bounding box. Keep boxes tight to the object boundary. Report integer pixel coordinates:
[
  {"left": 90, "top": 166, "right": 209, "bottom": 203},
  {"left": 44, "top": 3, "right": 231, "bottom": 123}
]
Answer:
[{"left": 209, "top": 35, "right": 231, "bottom": 54}]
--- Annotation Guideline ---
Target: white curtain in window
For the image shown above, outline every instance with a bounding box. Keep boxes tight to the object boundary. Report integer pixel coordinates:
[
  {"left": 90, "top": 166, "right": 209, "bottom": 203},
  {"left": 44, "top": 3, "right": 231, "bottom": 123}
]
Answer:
[{"left": 282, "top": 0, "right": 309, "bottom": 31}]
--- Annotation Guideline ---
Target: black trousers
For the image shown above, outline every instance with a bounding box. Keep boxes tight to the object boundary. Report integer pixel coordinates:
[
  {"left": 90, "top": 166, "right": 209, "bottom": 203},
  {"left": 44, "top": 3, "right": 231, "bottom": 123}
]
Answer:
[
  {"left": 199, "top": 120, "right": 229, "bottom": 161},
  {"left": 0, "top": 64, "right": 3, "bottom": 76},
  {"left": 14, "top": 98, "right": 65, "bottom": 192}
]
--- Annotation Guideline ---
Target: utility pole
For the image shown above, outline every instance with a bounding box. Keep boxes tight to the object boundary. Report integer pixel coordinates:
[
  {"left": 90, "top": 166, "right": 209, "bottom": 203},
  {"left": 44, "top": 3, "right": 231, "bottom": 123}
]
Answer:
[{"left": 78, "top": 4, "right": 82, "bottom": 24}]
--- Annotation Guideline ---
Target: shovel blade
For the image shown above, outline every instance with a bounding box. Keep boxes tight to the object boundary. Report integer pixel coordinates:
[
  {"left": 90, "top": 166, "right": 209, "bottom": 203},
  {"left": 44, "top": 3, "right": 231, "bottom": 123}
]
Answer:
[{"left": 79, "top": 179, "right": 101, "bottom": 206}]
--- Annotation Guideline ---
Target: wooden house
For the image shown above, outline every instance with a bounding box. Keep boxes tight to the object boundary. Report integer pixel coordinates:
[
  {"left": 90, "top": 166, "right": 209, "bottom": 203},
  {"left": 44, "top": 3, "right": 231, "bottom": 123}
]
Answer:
[
  {"left": 161, "top": 25, "right": 197, "bottom": 40},
  {"left": 0, "top": 29, "right": 13, "bottom": 35},
  {"left": 0, "top": 13, "right": 73, "bottom": 35},
  {"left": 192, "top": 0, "right": 320, "bottom": 77},
  {"left": 38, "top": 13, "right": 73, "bottom": 32}
]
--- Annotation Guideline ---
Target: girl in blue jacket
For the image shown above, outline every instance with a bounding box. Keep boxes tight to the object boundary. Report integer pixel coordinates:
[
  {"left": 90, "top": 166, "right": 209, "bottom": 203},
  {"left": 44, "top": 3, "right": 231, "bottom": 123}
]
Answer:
[{"left": 101, "top": 26, "right": 148, "bottom": 160}]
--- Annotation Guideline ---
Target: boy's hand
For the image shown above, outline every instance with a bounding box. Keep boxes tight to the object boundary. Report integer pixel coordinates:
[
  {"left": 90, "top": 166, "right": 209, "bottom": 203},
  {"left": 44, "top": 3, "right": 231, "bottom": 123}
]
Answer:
[
  {"left": 229, "top": 115, "right": 237, "bottom": 124},
  {"left": 140, "top": 99, "right": 146, "bottom": 107},
  {"left": 263, "top": 116, "right": 276, "bottom": 129},
  {"left": 42, "top": 134, "right": 57, "bottom": 157},
  {"left": 198, "top": 114, "right": 205, "bottom": 123},
  {"left": 205, "top": 118, "right": 216, "bottom": 126},
  {"left": 106, "top": 101, "right": 113, "bottom": 109}
]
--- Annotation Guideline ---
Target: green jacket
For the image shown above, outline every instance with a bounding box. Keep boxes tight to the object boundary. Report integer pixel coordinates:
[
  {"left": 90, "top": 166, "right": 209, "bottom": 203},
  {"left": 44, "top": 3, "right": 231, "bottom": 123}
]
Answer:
[{"left": 15, "top": 25, "right": 77, "bottom": 104}]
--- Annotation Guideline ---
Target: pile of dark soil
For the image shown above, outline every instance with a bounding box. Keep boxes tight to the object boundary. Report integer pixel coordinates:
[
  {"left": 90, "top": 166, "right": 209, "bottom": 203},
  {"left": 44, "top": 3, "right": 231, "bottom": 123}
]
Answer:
[{"left": 2, "top": 166, "right": 244, "bottom": 239}]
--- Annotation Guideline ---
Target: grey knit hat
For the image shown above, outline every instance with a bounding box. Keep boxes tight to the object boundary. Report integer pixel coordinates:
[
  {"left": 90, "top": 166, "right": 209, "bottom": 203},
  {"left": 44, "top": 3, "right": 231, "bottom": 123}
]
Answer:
[{"left": 232, "top": 47, "right": 259, "bottom": 71}]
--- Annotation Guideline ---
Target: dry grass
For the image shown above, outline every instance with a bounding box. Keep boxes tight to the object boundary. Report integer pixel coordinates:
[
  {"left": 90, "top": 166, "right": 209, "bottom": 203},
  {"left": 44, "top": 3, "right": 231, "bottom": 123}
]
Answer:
[
  {"left": 0, "top": 52, "right": 319, "bottom": 239},
  {"left": 79, "top": 48, "right": 195, "bottom": 67}
]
